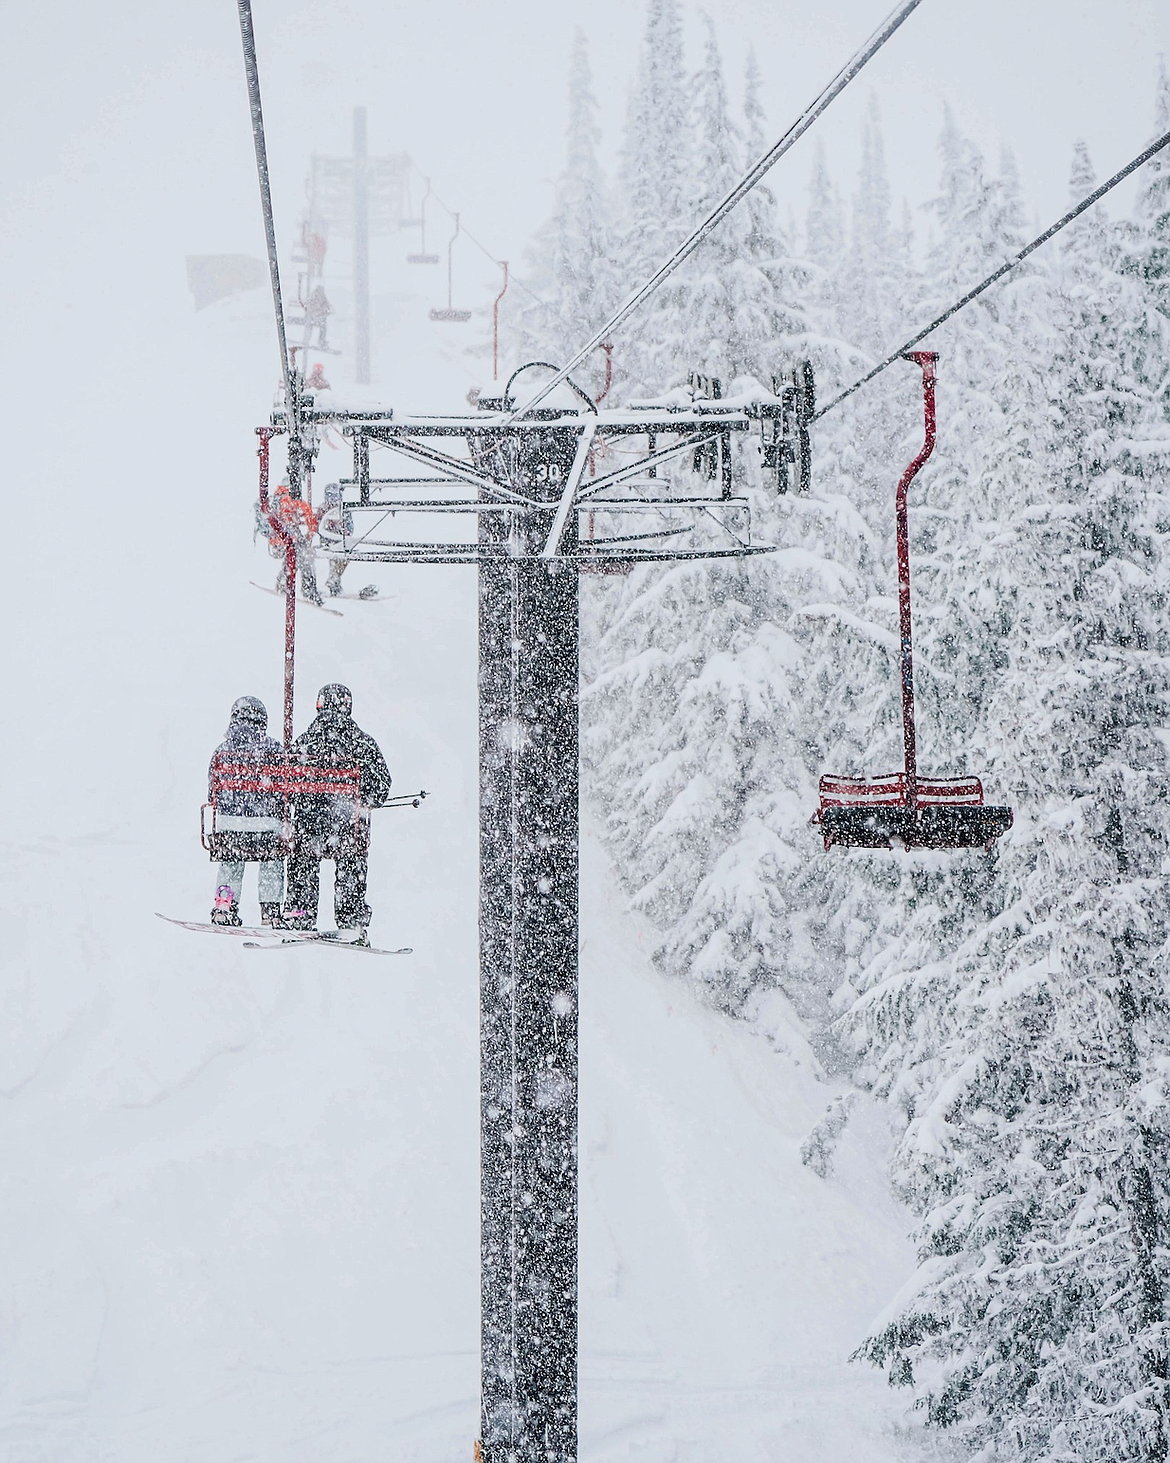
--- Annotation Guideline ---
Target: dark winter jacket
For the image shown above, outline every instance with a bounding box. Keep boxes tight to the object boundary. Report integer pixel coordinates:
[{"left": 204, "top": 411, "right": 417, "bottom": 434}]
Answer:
[
  {"left": 209, "top": 720, "right": 287, "bottom": 818},
  {"left": 292, "top": 710, "right": 392, "bottom": 810}
]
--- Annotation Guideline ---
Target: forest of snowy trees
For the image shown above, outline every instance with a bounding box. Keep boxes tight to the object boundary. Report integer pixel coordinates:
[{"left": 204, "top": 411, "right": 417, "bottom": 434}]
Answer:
[{"left": 506, "top": 4, "right": 1170, "bottom": 1458}]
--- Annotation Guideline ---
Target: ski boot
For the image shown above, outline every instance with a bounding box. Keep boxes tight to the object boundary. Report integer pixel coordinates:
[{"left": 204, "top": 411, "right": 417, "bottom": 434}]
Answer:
[
  {"left": 325, "top": 572, "right": 343, "bottom": 598},
  {"left": 333, "top": 926, "right": 371, "bottom": 948},
  {"left": 282, "top": 907, "right": 317, "bottom": 932},
  {"left": 335, "top": 904, "right": 373, "bottom": 946},
  {"left": 358, "top": 584, "right": 379, "bottom": 600},
  {"left": 260, "top": 903, "right": 286, "bottom": 929},
  {"left": 211, "top": 885, "right": 242, "bottom": 927}
]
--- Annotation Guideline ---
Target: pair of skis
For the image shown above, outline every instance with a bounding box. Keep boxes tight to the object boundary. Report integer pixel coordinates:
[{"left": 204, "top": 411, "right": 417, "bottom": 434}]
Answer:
[
  {"left": 156, "top": 914, "right": 409, "bottom": 956},
  {"left": 250, "top": 583, "right": 393, "bottom": 617}
]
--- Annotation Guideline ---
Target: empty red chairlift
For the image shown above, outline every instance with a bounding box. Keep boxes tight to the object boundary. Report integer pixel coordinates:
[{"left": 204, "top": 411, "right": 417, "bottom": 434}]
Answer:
[
  {"left": 814, "top": 352, "right": 1012, "bottom": 852},
  {"left": 407, "top": 177, "right": 440, "bottom": 266},
  {"left": 429, "top": 212, "right": 472, "bottom": 323}
]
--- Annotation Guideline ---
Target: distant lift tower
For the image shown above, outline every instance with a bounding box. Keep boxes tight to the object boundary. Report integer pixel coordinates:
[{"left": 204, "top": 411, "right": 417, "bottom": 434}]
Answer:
[
  {"left": 271, "top": 363, "right": 812, "bottom": 1462},
  {"left": 307, "top": 107, "right": 413, "bottom": 382}
]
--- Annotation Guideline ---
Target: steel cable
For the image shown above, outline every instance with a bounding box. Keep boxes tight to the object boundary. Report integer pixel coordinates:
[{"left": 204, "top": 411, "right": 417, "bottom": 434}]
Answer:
[
  {"left": 815, "top": 128, "right": 1170, "bottom": 419},
  {"left": 421, "top": 173, "right": 546, "bottom": 307},
  {"left": 237, "top": 0, "right": 294, "bottom": 416},
  {"left": 507, "top": 0, "right": 926, "bottom": 420}
]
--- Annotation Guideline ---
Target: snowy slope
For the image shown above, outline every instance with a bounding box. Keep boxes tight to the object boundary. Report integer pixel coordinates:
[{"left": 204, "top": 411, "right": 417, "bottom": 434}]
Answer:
[{"left": 2, "top": 112, "right": 918, "bottom": 1463}]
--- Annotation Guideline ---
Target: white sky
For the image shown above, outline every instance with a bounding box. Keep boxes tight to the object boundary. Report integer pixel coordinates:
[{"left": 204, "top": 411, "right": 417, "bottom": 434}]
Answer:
[{"left": 2, "top": 0, "right": 1167, "bottom": 380}]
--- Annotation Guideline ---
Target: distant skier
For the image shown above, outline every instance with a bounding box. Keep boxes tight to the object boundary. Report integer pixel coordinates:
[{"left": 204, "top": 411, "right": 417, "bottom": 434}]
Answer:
[
  {"left": 317, "top": 483, "right": 380, "bottom": 599},
  {"left": 305, "top": 285, "right": 332, "bottom": 348},
  {"left": 283, "top": 684, "right": 392, "bottom": 933},
  {"left": 306, "top": 362, "right": 331, "bottom": 391},
  {"left": 255, "top": 481, "right": 324, "bottom": 606},
  {"left": 208, "top": 696, "right": 288, "bottom": 928},
  {"left": 318, "top": 481, "right": 351, "bottom": 597}
]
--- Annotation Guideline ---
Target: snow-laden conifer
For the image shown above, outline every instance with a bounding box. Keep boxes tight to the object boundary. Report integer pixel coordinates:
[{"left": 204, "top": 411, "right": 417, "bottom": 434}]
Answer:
[
  {"left": 616, "top": 0, "right": 691, "bottom": 394},
  {"left": 502, "top": 31, "right": 616, "bottom": 394},
  {"left": 850, "top": 124, "right": 1170, "bottom": 1460}
]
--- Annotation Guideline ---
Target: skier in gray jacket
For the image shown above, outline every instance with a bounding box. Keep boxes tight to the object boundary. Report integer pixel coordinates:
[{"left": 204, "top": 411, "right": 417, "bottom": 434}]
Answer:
[{"left": 208, "top": 696, "right": 287, "bottom": 927}]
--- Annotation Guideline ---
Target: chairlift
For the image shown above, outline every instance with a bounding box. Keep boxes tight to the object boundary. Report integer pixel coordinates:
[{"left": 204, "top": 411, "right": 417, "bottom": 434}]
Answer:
[
  {"left": 407, "top": 177, "right": 440, "bottom": 265},
  {"left": 814, "top": 352, "right": 1012, "bottom": 852},
  {"left": 429, "top": 212, "right": 472, "bottom": 323}
]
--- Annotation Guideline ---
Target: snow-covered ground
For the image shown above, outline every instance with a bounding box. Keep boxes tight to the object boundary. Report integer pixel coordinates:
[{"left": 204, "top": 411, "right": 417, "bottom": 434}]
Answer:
[{"left": 3, "top": 102, "right": 919, "bottom": 1463}]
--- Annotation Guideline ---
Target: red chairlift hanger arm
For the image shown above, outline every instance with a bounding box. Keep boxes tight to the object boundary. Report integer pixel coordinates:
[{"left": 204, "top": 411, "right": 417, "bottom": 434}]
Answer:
[
  {"left": 896, "top": 351, "right": 937, "bottom": 811},
  {"left": 446, "top": 213, "right": 461, "bottom": 311},
  {"left": 595, "top": 342, "right": 614, "bottom": 407},
  {"left": 257, "top": 425, "right": 296, "bottom": 749}
]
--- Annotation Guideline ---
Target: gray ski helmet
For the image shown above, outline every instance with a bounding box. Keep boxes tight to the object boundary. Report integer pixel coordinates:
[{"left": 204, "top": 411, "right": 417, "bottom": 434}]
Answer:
[
  {"left": 230, "top": 695, "right": 267, "bottom": 729},
  {"left": 316, "top": 683, "right": 353, "bottom": 717}
]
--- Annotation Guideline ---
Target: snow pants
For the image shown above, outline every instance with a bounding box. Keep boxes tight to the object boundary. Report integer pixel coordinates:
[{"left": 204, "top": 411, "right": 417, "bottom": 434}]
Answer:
[
  {"left": 285, "top": 809, "right": 372, "bottom": 929},
  {"left": 274, "top": 539, "right": 320, "bottom": 599},
  {"left": 214, "top": 859, "right": 284, "bottom": 906}
]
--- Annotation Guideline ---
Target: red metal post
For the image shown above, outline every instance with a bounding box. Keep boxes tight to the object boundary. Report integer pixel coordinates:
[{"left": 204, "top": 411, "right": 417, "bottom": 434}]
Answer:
[
  {"left": 595, "top": 342, "right": 614, "bottom": 406},
  {"left": 896, "top": 351, "right": 938, "bottom": 814},
  {"left": 492, "top": 261, "right": 509, "bottom": 381},
  {"left": 257, "top": 426, "right": 297, "bottom": 749}
]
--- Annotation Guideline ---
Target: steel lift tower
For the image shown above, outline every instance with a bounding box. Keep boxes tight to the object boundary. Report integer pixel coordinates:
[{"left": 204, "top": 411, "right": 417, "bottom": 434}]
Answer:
[
  {"left": 304, "top": 108, "right": 414, "bottom": 383},
  {"left": 268, "top": 366, "right": 813, "bottom": 1462}
]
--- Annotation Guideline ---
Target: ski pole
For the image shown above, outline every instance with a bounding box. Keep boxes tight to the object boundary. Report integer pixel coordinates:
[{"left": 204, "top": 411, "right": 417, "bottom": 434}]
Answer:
[{"left": 380, "top": 791, "right": 429, "bottom": 809}]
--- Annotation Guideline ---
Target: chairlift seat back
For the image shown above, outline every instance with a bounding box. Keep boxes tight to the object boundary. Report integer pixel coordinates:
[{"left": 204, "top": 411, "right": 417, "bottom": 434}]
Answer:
[
  {"left": 408, "top": 253, "right": 440, "bottom": 265},
  {"left": 430, "top": 307, "right": 472, "bottom": 323},
  {"left": 202, "top": 759, "right": 362, "bottom": 861}
]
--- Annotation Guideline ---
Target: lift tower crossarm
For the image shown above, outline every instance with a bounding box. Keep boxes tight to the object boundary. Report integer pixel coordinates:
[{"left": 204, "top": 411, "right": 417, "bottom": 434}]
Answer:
[{"left": 353, "top": 428, "right": 539, "bottom": 506}]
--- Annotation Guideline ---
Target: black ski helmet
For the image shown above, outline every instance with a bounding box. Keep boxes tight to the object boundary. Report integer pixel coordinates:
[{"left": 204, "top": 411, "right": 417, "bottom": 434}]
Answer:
[
  {"left": 230, "top": 695, "right": 267, "bottom": 729},
  {"left": 316, "top": 683, "right": 353, "bottom": 717}
]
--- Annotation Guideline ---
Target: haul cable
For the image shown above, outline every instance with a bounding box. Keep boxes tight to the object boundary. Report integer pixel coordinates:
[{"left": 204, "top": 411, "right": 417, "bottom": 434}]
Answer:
[
  {"left": 507, "top": 0, "right": 926, "bottom": 421},
  {"left": 816, "top": 128, "right": 1170, "bottom": 419},
  {"left": 237, "top": 0, "right": 295, "bottom": 422}
]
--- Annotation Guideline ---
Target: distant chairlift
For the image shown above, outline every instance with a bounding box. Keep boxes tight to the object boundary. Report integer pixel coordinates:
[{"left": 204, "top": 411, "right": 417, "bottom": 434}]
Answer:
[
  {"left": 814, "top": 352, "right": 1013, "bottom": 852},
  {"left": 407, "top": 177, "right": 440, "bottom": 265},
  {"left": 429, "top": 212, "right": 472, "bottom": 323}
]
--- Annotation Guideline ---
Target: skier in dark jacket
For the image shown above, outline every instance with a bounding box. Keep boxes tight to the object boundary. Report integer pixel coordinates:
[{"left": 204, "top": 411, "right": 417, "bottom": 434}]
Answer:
[
  {"left": 283, "top": 684, "right": 391, "bottom": 933},
  {"left": 208, "top": 696, "right": 288, "bottom": 927}
]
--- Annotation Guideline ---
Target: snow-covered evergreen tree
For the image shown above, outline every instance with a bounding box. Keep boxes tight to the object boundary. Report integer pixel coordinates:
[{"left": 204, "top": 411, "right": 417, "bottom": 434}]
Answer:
[
  {"left": 1132, "top": 63, "right": 1170, "bottom": 308},
  {"left": 674, "top": 16, "right": 744, "bottom": 380},
  {"left": 615, "top": 0, "right": 691, "bottom": 395},
  {"left": 529, "top": 23, "right": 1170, "bottom": 1457},
  {"left": 504, "top": 30, "right": 616, "bottom": 393},
  {"left": 851, "top": 116, "right": 1170, "bottom": 1460},
  {"left": 673, "top": 25, "right": 803, "bottom": 383}
]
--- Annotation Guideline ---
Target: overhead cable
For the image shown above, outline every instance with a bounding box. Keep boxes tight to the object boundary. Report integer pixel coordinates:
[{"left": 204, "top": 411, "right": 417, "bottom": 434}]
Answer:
[
  {"left": 816, "top": 127, "right": 1170, "bottom": 419},
  {"left": 237, "top": 0, "right": 294, "bottom": 414},
  {"left": 508, "top": 0, "right": 926, "bottom": 420}
]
